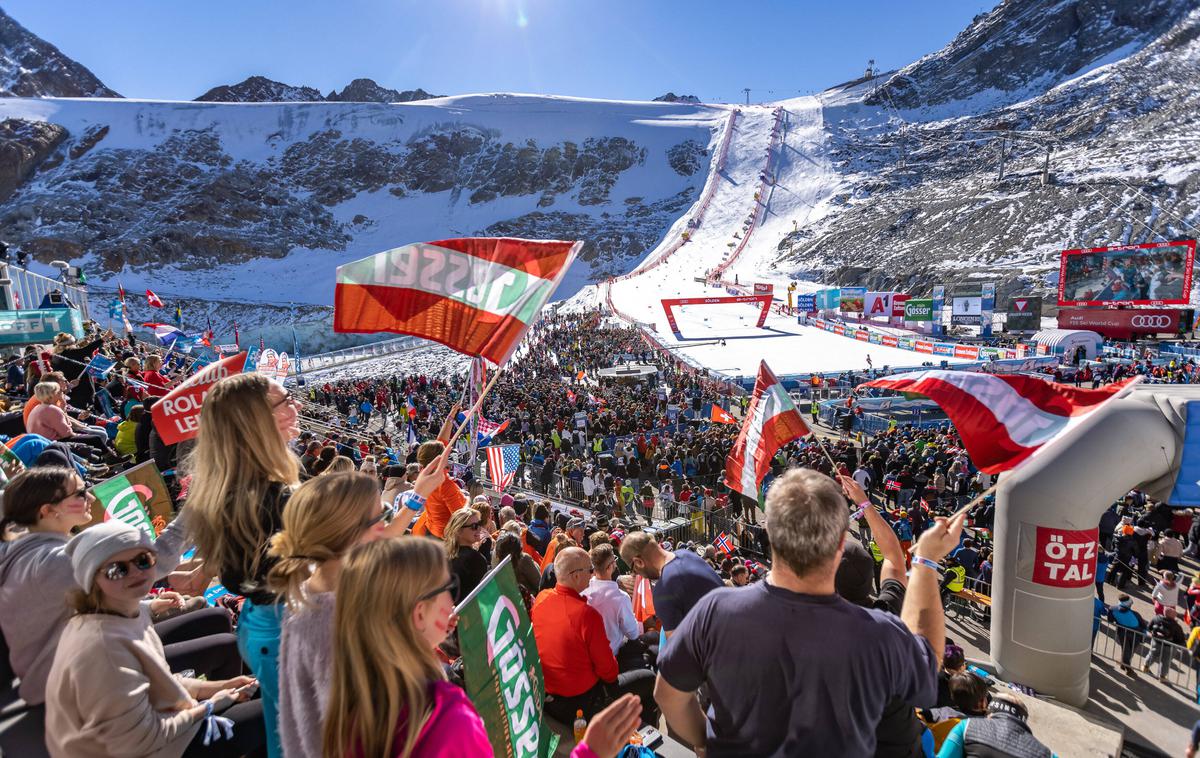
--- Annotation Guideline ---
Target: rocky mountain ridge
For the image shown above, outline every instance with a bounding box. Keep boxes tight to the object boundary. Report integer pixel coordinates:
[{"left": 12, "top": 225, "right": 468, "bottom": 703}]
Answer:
[
  {"left": 196, "top": 75, "right": 438, "bottom": 103},
  {"left": 0, "top": 6, "right": 118, "bottom": 98}
]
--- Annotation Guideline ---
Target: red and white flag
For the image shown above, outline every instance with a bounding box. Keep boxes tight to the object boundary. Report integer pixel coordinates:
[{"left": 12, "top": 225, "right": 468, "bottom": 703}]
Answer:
[
  {"left": 334, "top": 237, "right": 582, "bottom": 366},
  {"left": 724, "top": 361, "right": 810, "bottom": 500},
  {"left": 145, "top": 289, "right": 164, "bottom": 308},
  {"left": 151, "top": 352, "right": 249, "bottom": 445},
  {"left": 862, "top": 370, "right": 1137, "bottom": 473}
]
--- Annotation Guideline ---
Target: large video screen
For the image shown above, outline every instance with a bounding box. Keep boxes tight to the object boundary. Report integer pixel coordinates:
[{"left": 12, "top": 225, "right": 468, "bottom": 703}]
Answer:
[{"left": 1058, "top": 240, "right": 1195, "bottom": 306}]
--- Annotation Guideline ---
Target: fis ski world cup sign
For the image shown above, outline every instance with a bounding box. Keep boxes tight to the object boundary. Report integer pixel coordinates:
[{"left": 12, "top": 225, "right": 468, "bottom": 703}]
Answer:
[{"left": 457, "top": 558, "right": 558, "bottom": 758}]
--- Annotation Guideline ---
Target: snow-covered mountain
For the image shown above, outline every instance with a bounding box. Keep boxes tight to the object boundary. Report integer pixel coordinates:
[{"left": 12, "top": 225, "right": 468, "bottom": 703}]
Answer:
[
  {"left": 0, "top": 6, "right": 118, "bottom": 98},
  {"left": 195, "top": 75, "right": 438, "bottom": 104}
]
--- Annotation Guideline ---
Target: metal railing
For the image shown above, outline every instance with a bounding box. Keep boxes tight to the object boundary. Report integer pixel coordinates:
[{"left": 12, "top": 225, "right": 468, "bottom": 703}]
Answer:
[
  {"left": 0, "top": 264, "right": 90, "bottom": 319},
  {"left": 290, "top": 335, "right": 427, "bottom": 376},
  {"left": 1091, "top": 620, "right": 1197, "bottom": 692}
]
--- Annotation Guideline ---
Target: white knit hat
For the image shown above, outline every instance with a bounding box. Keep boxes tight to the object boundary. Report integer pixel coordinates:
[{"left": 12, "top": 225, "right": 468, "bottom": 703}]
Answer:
[{"left": 65, "top": 521, "right": 157, "bottom": 592}]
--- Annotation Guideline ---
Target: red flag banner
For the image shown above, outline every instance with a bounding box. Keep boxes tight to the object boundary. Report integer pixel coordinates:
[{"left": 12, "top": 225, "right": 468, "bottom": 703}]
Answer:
[
  {"left": 724, "top": 361, "right": 810, "bottom": 500},
  {"left": 334, "top": 238, "right": 582, "bottom": 365},
  {"left": 862, "top": 370, "right": 1136, "bottom": 473},
  {"left": 146, "top": 289, "right": 164, "bottom": 308},
  {"left": 151, "top": 352, "right": 249, "bottom": 444},
  {"left": 709, "top": 404, "right": 737, "bottom": 425}
]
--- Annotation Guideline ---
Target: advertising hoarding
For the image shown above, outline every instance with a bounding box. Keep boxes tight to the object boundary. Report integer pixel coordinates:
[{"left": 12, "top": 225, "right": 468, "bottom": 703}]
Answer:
[
  {"left": 864, "top": 291, "right": 896, "bottom": 317},
  {"left": 1006, "top": 295, "right": 1043, "bottom": 332},
  {"left": 0, "top": 308, "right": 84, "bottom": 346},
  {"left": 951, "top": 296, "right": 983, "bottom": 325},
  {"left": 891, "top": 294, "right": 910, "bottom": 318},
  {"left": 840, "top": 287, "right": 866, "bottom": 313},
  {"left": 904, "top": 299, "right": 934, "bottom": 321},
  {"left": 1058, "top": 239, "right": 1195, "bottom": 306},
  {"left": 1056, "top": 307, "right": 1189, "bottom": 339}
]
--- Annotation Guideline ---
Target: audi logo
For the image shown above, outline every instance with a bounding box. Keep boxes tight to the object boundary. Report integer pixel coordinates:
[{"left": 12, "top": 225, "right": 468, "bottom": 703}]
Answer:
[{"left": 1131, "top": 315, "right": 1172, "bottom": 328}]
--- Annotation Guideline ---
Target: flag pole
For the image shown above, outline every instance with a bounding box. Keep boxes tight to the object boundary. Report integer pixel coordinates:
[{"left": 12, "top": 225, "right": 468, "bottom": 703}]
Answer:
[{"left": 447, "top": 366, "right": 504, "bottom": 450}]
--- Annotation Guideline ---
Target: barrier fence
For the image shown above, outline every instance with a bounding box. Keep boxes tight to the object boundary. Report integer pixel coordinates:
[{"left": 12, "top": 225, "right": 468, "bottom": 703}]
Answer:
[
  {"left": 294, "top": 335, "right": 426, "bottom": 376},
  {"left": 1, "top": 264, "right": 91, "bottom": 319},
  {"left": 1091, "top": 620, "right": 1197, "bottom": 692}
]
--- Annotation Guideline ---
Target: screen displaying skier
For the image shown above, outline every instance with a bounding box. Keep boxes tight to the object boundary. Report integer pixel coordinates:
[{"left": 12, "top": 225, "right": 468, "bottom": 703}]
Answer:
[{"left": 1058, "top": 240, "right": 1195, "bottom": 306}]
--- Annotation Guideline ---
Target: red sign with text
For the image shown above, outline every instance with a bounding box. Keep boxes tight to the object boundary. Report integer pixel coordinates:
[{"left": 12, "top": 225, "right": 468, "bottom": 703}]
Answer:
[{"left": 1032, "top": 526, "right": 1097, "bottom": 588}]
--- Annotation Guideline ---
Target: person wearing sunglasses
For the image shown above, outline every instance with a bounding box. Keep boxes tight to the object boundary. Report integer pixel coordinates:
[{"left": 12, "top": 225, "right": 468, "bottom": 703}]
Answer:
[
  {"left": 445, "top": 506, "right": 489, "bottom": 605},
  {"left": 324, "top": 537, "right": 640, "bottom": 758},
  {"left": 45, "top": 521, "right": 264, "bottom": 757},
  {"left": 0, "top": 466, "right": 195, "bottom": 707},
  {"left": 266, "top": 460, "right": 443, "bottom": 758}
]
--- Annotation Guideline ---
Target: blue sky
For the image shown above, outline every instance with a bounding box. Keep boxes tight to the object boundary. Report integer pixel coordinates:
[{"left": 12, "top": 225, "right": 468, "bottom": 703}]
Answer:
[{"left": 5, "top": 1, "right": 996, "bottom": 102}]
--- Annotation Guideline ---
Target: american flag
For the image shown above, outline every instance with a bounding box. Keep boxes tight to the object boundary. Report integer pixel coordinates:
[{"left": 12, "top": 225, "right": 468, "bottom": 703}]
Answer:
[
  {"left": 486, "top": 444, "right": 520, "bottom": 491},
  {"left": 714, "top": 532, "right": 735, "bottom": 556}
]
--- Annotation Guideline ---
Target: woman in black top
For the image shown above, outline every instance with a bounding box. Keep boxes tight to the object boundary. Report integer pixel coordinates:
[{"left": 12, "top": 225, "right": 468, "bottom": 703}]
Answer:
[
  {"left": 444, "top": 506, "right": 488, "bottom": 604},
  {"left": 186, "top": 373, "right": 302, "bottom": 758}
]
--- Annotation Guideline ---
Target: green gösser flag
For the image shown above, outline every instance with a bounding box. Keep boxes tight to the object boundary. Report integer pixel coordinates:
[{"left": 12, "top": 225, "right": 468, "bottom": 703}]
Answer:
[
  {"left": 90, "top": 469, "right": 157, "bottom": 539},
  {"left": 455, "top": 557, "right": 559, "bottom": 758}
]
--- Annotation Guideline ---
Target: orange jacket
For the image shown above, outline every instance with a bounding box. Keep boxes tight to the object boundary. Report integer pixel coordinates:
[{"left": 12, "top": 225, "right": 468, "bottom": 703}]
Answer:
[
  {"left": 540, "top": 538, "right": 561, "bottom": 571},
  {"left": 412, "top": 477, "right": 466, "bottom": 538},
  {"left": 521, "top": 531, "right": 544, "bottom": 564},
  {"left": 531, "top": 584, "right": 618, "bottom": 697}
]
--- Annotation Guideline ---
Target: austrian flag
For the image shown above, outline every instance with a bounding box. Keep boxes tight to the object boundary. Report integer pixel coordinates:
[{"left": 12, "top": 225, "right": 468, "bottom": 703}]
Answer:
[
  {"left": 334, "top": 238, "right": 582, "bottom": 366},
  {"left": 724, "top": 361, "right": 810, "bottom": 501},
  {"left": 863, "top": 370, "right": 1137, "bottom": 473}
]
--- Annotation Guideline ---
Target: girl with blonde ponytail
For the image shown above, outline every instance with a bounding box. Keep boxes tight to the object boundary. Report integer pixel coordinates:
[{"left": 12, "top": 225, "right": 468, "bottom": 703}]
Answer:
[
  {"left": 324, "top": 539, "right": 641, "bottom": 758},
  {"left": 268, "top": 461, "right": 446, "bottom": 758}
]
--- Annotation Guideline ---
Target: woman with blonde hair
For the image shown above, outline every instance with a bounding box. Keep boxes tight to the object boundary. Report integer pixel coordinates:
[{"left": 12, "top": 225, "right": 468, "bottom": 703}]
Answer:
[
  {"left": 321, "top": 455, "right": 356, "bottom": 475},
  {"left": 444, "top": 505, "right": 488, "bottom": 604},
  {"left": 186, "top": 372, "right": 301, "bottom": 757},
  {"left": 267, "top": 461, "right": 441, "bottom": 758},
  {"left": 323, "top": 538, "right": 639, "bottom": 758}
]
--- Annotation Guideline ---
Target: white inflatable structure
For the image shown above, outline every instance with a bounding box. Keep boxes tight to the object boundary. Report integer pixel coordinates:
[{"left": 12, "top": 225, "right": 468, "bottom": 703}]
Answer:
[{"left": 990, "top": 384, "right": 1198, "bottom": 705}]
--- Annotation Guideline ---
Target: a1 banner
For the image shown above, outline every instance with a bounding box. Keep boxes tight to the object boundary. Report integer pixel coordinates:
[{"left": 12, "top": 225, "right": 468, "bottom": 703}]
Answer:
[
  {"left": 151, "top": 352, "right": 249, "bottom": 444},
  {"left": 864, "top": 291, "right": 895, "bottom": 318}
]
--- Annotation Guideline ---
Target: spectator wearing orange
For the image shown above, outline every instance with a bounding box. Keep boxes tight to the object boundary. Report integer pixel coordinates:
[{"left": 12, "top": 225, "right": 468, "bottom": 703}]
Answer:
[{"left": 532, "top": 546, "right": 656, "bottom": 725}]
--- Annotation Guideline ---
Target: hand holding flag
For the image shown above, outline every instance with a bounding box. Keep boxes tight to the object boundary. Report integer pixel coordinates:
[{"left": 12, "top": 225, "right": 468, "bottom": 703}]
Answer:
[{"left": 724, "top": 361, "right": 810, "bottom": 501}]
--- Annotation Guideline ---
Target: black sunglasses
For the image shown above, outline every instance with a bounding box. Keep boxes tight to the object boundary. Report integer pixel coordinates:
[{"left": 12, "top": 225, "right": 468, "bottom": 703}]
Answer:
[
  {"left": 363, "top": 504, "right": 394, "bottom": 530},
  {"left": 102, "top": 551, "right": 157, "bottom": 582},
  {"left": 58, "top": 487, "right": 89, "bottom": 502},
  {"left": 272, "top": 391, "right": 294, "bottom": 408},
  {"left": 418, "top": 573, "right": 460, "bottom": 602}
]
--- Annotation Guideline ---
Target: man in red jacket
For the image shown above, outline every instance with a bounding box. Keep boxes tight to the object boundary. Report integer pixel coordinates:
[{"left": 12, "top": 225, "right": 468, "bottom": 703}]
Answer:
[{"left": 532, "top": 547, "right": 656, "bottom": 724}]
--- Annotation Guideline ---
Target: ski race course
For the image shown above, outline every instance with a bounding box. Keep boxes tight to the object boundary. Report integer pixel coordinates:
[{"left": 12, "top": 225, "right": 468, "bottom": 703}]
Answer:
[{"left": 599, "top": 97, "right": 971, "bottom": 379}]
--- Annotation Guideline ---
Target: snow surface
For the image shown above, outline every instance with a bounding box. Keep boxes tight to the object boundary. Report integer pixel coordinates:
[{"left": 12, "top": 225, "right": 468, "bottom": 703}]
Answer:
[{"left": 598, "top": 97, "right": 970, "bottom": 378}]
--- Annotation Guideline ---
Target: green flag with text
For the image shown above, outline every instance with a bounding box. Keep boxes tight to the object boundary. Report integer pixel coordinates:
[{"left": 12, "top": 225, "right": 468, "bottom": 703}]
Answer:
[{"left": 455, "top": 557, "right": 559, "bottom": 758}]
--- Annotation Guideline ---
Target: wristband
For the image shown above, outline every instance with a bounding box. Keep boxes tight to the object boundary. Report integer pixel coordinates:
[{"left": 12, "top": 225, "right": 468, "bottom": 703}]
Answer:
[
  {"left": 851, "top": 500, "right": 871, "bottom": 520},
  {"left": 397, "top": 491, "right": 426, "bottom": 513},
  {"left": 910, "top": 556, "right": 942, "bottom": 574},
  {"left": 202, "top": 699, "right": 215, "bottom": 719}
]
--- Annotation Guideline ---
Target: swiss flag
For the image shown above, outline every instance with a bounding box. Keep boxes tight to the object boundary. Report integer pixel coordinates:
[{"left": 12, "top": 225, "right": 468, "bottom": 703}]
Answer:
[
  {"left": 709, "top": 404, "right": 737, "bottom": 424},
  {"left": 146, "top": 289, "right": 164, "bottom": 308}
]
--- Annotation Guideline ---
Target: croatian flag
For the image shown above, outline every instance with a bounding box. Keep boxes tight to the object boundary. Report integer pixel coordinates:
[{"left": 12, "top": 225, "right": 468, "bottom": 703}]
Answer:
[
  {"left": 456, "top": 412, "right": 511, "bottom": 445},
  {"left": 486, "top": 444, "right": 521, "bottom": 491},
  {"left": 1169, "top": 401, "right": 1200, "bottom": 506},
  {"left": 334, "top": 238, "right": 582, "bottom": 366},
  {"left": 724, "top": 361, "right": 810, "bottom": 500},
  {"left": 863, "top": 371, "right": 1137, "bottom": 473}
]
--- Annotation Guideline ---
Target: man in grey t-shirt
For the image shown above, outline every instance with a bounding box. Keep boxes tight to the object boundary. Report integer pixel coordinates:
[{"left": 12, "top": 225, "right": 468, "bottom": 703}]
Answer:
[{"left": 654, "top": 468, "right": 965, "bottom": 757}]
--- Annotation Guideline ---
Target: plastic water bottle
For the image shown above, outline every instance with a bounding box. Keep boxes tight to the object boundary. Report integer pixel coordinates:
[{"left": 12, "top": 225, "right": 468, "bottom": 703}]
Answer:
[
  {"left": 967, "top": 664, "right": 992, "bottom": 682},
  {"left": 573, "top": 710, "right": 587, "bottom": 744}
]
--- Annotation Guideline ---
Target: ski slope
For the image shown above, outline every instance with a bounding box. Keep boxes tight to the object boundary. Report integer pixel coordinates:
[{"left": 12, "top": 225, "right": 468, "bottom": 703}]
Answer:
[{"left": 603, "top": 96, "right": 971, "bottom": 377}]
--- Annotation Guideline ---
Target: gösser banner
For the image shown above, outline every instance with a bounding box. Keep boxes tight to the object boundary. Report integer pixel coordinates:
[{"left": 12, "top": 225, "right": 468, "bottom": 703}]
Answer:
[
  {"left": 904, "top": 298, "right": 934, "bottom": 321},
  {"left": 151, "top": 352, "right": 249, "bottom": 444},
  {"left": 1056, "top": 308, "right": 1188, "bottom": 340},
  {"left": 1058, "top": 239, "right": 1196, "bottom": 307}
]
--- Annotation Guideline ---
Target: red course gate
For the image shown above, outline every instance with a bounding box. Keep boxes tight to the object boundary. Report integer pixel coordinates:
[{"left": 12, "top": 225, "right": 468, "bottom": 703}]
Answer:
[{"left": 660, "top": 295, "right": 773, "bottom": 336}]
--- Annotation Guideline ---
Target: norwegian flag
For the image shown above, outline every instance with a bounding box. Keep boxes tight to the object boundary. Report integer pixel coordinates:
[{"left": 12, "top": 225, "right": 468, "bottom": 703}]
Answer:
[
  {"left": 486, "top": 444, "right": 520, "bottom": 491},
  {"left": 885, "top": 479, "right": 901, "bottom": 492},
  {"left": 724, "top": 361, "right": 810, "bottom": 500},
  {"left": 714, "top": 532, "right": 735, "bottom": 556},
  {"left": 863, "top": 370, "right": 1138, "bottom": 473},
  {"left": 145, "top": 289, "right": 164, "bottom": 308}
]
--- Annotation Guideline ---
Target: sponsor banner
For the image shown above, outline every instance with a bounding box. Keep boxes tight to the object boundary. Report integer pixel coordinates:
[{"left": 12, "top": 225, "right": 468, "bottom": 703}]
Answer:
[
  {"left": 864, "top": 291, "right": 896, "bottom": 317},
  {"left": 1058, "top": 239, "right": 1195, "bottom": 307},
  {"left": 812, "top": 318, "right": 827, "bottom": 330},
  {"left": 855, "top": 330, "right": 869, "bottom": 341},
  {"left": 1019, "top": 524, "right": 1098, "bottom": 588},
  {"left": 87, "top": 461, "right": 174, "bottom": 536},
  {"left": 840, "top": 286, "right": 866, "bottom": 313},
  {"left": 951, "top": 296, "right": 983, "bottom": 325},
  {"left": 151, "top": 352, "right": 249, "bottom": 445},
  {"left": 217, "top": 344, "right": 239, "bottom": 354},
  {"left": 456, "top": 559, "right": 559, "bottom": 758},
  {"left": 898, "top": 337, "right": 916, "bottom": 349},
  {"left": 882, "top": 335, "right": 899, "bottom": 347},
  {"left": 915, "top": 340, "right": 934, "bottom": 354},
  {"left": 891, "top": 294, "right": 911, "bottom": 318},
  {"left": 932, "top": 343, "right": 955, "bottom": 356},
  {"left": 0, "top": 308, "right": 84, "bottom": 346},
  {"left": 954, "top": 344, "right": 981, "bottom": 359},
  {"left": 754, "top": 283, "right": 774, "bottom": 295},
  {"left": 1056, "top": 307, "right": 1182, "bottom": 338},
  {"left": 794, "top": 294, "right": 817, "bottom": 312},
  {"left": 833, "top": 324, "right": 846, "bottom": 336},
  {"left": 726, "top": 287, "right": 740, "bottom": 296},
  {"left": 1006, "top": 295, "right": 1043, "bottom": 331},
  {"left": 904, "top": 298, "right": 934, "bottom": 322},
  {"left": 868, "top": 333, "right": 884, "bottom": 345}
]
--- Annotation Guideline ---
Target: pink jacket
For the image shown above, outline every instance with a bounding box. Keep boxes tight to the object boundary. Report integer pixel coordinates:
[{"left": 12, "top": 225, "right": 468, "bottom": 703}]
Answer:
[
  {"left": 27, "top": 403, "right": 72, "bottom": 441},
  {"left": 370, "top": 680, "right": 601, "bottom": 758}
]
